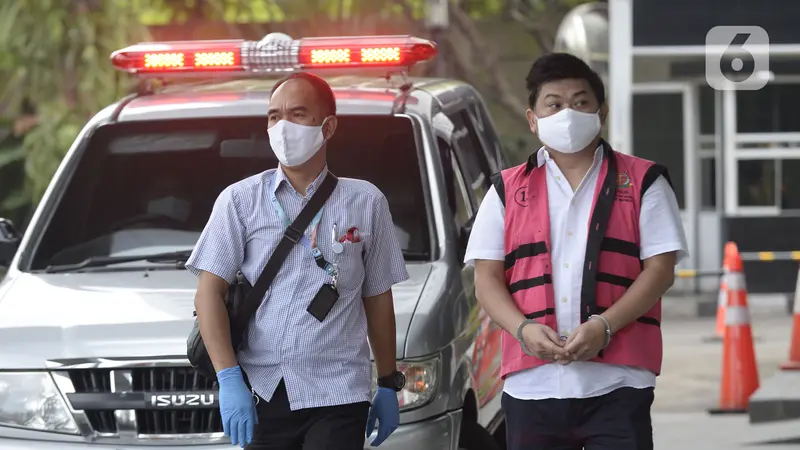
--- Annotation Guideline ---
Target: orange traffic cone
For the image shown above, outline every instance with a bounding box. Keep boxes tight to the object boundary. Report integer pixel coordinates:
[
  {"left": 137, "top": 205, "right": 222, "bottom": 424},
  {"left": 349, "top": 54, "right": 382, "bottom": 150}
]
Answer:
[
  {"left": 780, "top": 265, "right": 800, "bottom": 370},
  {"left": 703, "top": 265, "right": 728, "bottom": 343},
  {"left": 709, "top": 242, "right": 760, "bottom": 414},
  {"left": 713, "top": 266, "right": 729, "bottom": 340}
]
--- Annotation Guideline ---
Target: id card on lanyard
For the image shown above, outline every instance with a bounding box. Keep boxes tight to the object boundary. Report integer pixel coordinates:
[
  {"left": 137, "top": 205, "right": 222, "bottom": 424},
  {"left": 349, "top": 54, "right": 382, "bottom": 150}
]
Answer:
[{"left": 270, "top": 180, "right": 339, "bottom": 286}]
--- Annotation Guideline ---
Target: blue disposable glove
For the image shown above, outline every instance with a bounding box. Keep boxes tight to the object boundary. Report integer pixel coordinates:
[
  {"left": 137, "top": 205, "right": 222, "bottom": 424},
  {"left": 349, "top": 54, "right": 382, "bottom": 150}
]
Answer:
[
  {"left": 217, "top": 366, "right": 257, "bottom": 448},
  {"left": 365, "top": 387, "right": 399, "bottom": 446}
]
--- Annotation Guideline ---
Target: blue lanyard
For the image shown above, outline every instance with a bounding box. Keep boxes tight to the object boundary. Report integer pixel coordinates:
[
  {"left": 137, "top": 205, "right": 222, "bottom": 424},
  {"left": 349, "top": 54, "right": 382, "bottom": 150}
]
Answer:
[
  {"left": 270, "top": 192, "right": 324, "bottom": 250},
  {"left": 270, "top": 182, "right": 337, "bottom": 279}
]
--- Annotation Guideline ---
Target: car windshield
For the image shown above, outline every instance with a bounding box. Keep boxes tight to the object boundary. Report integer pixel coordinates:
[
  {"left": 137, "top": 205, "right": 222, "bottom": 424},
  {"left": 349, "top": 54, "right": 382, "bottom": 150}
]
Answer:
[{"left": 29, "top": 115, "right": 431, "bottom": 270}]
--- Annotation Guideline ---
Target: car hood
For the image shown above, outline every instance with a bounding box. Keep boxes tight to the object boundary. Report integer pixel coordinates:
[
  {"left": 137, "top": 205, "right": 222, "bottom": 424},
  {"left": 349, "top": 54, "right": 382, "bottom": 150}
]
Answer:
[{"left": 0, "top": 264, "right": 432, "bottom": 369}]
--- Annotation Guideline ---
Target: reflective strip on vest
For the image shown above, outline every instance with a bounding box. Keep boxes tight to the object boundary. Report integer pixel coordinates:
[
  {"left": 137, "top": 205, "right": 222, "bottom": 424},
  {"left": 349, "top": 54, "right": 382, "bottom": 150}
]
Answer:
[{"left": 505, "top": 241, "right": 548, "bottom": 271}]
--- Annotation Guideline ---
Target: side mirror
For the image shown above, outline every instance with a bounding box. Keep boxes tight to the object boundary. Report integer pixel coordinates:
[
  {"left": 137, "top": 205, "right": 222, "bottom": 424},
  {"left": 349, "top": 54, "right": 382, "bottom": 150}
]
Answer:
[{"left": 0, "top": 218, "right": 21, "bottom": 267}]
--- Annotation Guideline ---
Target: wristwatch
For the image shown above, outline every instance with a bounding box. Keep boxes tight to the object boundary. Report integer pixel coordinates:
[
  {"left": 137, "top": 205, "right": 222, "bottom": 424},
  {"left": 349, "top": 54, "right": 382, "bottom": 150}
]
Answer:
[{"left": 377, "top": 370, "right": 406, "bottom": 392}]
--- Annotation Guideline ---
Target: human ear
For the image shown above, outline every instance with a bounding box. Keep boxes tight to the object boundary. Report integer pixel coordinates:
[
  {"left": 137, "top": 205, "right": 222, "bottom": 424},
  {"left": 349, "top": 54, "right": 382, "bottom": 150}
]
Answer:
[
  {"left": 598, "top": 104, "right": 609, "bottom": 126},
  {"left": 322, "top": 116, "right": 338, "bottom": 140},
  {"left": 526, "top": 109, "right": 537, "bottom": 135}
]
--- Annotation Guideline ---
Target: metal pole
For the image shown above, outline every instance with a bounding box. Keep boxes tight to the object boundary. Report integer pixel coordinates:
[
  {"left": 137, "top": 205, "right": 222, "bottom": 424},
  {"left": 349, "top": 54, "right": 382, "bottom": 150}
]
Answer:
[
  {"left": 723, "top": 88, "right": 738, "bottom": 215},
  {"left": 714, "top": 86, "right": 726, "bottom": 270},
  {"left": 608, "top": 0, "right": 633, "bottom": 155},
  {"left": 430, "top": 27, "right": 446, "bottom": 77},
  {"left": 683, "top": 84, "right": 701, "bottom": 293},
  {"left": 426, "top": 0, "right": 449, "bottom": 78}
]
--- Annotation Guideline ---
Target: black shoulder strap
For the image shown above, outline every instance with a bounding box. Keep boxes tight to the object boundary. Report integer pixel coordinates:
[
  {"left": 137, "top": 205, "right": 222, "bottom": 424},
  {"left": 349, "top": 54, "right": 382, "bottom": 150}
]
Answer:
[
  {"left": 241, "top": 173, "right": 338, "bottom": 318},
  {"left": 490, "top": 172, "right": 506, "bottom": 207},
  {"left": 640, "top": 164, "right": 673, "bottom": 201}
]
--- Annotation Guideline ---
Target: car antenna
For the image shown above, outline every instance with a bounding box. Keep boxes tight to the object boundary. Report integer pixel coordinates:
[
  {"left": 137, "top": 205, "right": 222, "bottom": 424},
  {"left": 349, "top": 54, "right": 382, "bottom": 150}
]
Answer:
[
  {"left": 136, "top": 77, "right": 166, "bottom": 96},
  {"left": 387, "top": 70, "right": 414, "bottom": 115}
]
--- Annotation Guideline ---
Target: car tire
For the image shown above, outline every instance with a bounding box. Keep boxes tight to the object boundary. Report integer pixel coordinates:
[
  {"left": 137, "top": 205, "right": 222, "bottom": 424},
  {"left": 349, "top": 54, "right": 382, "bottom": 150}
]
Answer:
[{"left": 458, "top": 419, "right": 502, "bottom": 450}]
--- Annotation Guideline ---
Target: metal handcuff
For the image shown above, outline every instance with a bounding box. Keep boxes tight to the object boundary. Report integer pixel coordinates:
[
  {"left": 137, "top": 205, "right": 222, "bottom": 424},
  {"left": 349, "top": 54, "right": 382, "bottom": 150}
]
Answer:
[{"left": 515, "top": 315, "right": 612, "bottom": 357}]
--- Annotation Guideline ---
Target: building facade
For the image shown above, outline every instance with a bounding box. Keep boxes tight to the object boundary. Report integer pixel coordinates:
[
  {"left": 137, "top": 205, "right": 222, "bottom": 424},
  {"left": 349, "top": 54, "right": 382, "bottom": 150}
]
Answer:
[{"left": 609, "top": 0, "right": 800, "bottom": 293}]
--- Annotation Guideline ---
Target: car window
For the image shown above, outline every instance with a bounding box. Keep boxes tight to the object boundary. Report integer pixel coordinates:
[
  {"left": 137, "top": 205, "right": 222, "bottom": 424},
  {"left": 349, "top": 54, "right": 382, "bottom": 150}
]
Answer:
[
  {"left": 447, "top": 110, "right": 493, "bottom": 208},
  {"left": 450, "top": 153, "right": 473, "bottom": 230},
  {"left": 466, "top": 101, "right": 507, "bottom": 171},
  {"left": 437, "top": 137, "right": 472, "bottom": 229},
  {"left": 28, "top": 115, "right": 431, "bottom": 269}
]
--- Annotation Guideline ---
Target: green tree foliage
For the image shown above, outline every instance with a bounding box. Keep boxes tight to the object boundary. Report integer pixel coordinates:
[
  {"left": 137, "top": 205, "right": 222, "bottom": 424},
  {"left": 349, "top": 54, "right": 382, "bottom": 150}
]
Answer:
[
  {"left": 0, "top": 0, "right": 150, "bottom": 224},
  {"left": 0, "top": 129, "right": 27, "bottom": 222}
]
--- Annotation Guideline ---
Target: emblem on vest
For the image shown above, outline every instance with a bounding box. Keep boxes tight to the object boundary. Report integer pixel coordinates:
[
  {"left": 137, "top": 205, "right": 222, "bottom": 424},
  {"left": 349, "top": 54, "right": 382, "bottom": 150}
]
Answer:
[
  {"left": 616, "top": 172, "right": 632, "bottom": 189},
  {"left": 615, "top": 172, "right": 634, "bottom": 203},
  {"left": 514, "top": 186, "right": 528, "bottom": 207}
]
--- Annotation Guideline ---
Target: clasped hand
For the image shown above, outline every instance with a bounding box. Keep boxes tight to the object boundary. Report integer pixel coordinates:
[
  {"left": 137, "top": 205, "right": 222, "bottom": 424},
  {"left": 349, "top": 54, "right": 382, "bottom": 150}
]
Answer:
[{"left": 521, "top": 319, "right": 607, "bottom": 364}]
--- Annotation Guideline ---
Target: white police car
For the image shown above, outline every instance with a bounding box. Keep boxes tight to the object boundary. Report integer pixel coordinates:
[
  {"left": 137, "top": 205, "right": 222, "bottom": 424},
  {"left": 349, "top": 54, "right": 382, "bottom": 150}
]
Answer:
[{"left": 0, "top": 33, "right": 509, "bottom": 450}]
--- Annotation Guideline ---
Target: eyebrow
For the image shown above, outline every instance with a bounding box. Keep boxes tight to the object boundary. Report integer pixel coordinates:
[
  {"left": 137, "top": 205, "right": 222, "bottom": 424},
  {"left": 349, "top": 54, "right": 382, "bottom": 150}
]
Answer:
[
  {"left": 572, "top": 90, "right": 589, "bottom": 98},
  {"left": 267, "top": 106, "right": 309, "bottom": 115}
]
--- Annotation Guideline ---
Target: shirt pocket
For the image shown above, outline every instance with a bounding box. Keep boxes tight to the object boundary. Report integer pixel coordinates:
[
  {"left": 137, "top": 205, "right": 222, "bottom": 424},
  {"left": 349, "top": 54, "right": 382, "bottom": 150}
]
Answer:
[{"left": 334, "top": 241, "right": 366, "bottom": 294}]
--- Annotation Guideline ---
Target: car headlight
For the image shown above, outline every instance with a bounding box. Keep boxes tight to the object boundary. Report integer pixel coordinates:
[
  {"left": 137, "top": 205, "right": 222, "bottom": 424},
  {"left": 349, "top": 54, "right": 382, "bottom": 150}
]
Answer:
[
  {"left": 0, "top": 372, "right": 79, "bottom": 434},
  {"left": 372, "top": 355, "right": 439, "bottom": 411}
]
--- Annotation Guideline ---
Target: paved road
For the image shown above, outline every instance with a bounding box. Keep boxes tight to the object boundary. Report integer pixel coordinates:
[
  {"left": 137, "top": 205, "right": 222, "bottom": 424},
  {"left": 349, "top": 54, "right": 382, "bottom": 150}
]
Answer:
[{"left": 653, "top": 314, "right": 799, "bottom": 449}]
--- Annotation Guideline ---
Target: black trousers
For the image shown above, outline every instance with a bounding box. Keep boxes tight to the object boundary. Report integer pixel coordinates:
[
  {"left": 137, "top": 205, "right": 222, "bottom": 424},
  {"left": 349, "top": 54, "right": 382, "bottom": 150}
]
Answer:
[
  {"left": 502, "top": 387, "right": 654, "bottom": 450},
  {"left": 245, "top": 379, "right": 370, "bottom": 450}
]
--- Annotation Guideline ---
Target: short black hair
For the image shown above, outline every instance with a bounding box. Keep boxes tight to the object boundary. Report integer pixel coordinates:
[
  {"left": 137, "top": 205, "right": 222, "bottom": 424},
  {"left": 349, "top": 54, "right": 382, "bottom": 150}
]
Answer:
[
  {"left": 525, "top": 53, "right": 605, "bottom": 109},
  {"left": 270, "top": 72, "right": 337, "bottom": 117}
]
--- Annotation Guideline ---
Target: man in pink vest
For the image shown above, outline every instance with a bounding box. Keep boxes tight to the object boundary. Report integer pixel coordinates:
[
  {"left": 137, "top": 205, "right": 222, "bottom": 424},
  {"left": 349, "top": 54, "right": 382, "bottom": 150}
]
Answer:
[{"left": 464, "top": 53, "right": 688, "bottom": 449}]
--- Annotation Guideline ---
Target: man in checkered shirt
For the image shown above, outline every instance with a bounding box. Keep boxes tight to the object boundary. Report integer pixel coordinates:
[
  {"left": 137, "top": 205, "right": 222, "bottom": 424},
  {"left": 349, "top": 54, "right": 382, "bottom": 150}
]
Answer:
[{"left": 187, "top": 72, "right": 409, "bottom": 450}]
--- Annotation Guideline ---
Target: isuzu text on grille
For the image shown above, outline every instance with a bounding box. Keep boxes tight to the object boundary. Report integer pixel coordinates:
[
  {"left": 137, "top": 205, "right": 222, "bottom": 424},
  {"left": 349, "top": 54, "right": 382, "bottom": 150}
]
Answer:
[{"left": 149, "top": 393, "right": 216, "bottom": 407}]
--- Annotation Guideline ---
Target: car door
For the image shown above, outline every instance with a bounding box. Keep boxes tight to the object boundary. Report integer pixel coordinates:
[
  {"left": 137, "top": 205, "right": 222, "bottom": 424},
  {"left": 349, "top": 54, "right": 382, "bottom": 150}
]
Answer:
[
  {"left": 444, "top": 107, "right": 505, "bottom": 426},
  {"left": 435, "top": 128, "right": 476, "bottom": 285}
]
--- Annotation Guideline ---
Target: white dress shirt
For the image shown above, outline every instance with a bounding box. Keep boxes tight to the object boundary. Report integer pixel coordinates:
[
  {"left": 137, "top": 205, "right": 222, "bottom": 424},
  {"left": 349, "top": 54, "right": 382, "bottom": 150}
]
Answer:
[{"left": 464, "top": 147, "right": 688, "bottom": 400}]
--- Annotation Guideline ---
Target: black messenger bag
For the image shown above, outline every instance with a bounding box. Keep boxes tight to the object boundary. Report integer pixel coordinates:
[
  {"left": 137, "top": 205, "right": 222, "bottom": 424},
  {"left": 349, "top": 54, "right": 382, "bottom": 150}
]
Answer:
[{"left": 187, "top": 173, "right": 339, "bottom": 380}]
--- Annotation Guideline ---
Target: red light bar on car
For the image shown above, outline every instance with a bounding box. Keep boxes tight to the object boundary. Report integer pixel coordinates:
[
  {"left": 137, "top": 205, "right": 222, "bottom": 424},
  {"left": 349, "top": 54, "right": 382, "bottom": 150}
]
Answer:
[{"left": 110, "top": 34, "right": 437, "bottom": 76}]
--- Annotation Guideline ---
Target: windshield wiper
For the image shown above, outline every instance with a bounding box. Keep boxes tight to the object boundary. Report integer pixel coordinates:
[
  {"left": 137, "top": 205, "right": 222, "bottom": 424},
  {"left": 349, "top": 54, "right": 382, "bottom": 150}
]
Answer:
[{"left": 44, "top": 250, "right": 193, "bottom": 274}]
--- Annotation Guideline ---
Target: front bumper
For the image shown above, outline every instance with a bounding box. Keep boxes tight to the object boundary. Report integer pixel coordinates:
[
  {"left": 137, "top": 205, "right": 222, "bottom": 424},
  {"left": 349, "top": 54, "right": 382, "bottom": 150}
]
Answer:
[
  {"left": 0, "top": 410, "right": 462, "bottom": 450},
  {"left": 365, "top": 409, "right": 461, "bottom": 450}
]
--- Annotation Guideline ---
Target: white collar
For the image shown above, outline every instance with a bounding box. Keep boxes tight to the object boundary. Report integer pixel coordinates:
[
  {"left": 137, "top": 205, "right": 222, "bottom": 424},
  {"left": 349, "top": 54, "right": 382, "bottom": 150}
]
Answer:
[{"left": 535, "top": 145, "right": 605, "bottom": 168}]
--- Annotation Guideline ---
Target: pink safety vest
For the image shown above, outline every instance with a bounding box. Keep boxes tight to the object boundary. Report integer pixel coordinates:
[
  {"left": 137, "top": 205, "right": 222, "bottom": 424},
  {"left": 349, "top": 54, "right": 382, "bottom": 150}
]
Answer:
[{"left": 491, "top": 140, "right": 671, "bottom": 379}]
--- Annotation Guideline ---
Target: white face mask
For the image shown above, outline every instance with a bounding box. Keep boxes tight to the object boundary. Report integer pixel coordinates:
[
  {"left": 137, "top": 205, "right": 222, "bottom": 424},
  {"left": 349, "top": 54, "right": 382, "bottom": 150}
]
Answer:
[
  {"left": 535, "top": 108, "right": 602, "bottom": 154},
  {"left": 147, "top": 196, "right": 191, "bottom": 222},
  {"left": 268, "top": 118, "right": 329, "bottom": 167}
]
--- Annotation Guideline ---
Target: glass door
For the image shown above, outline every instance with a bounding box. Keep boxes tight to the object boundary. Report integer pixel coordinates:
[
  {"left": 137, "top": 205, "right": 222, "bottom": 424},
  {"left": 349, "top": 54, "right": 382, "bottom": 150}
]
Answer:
[{"left": 631, "top": 83, "right": 709, "bottom": 290}]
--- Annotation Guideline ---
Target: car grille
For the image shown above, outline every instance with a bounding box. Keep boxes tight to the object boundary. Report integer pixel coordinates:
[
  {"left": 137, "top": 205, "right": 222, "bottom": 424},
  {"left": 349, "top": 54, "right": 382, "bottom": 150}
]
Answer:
[
  {"left": 68, "top": 367, "right": 222, "bottom": 435},
  {"left": 68, "top": 369, "right": 116, "bottom": 433}
]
